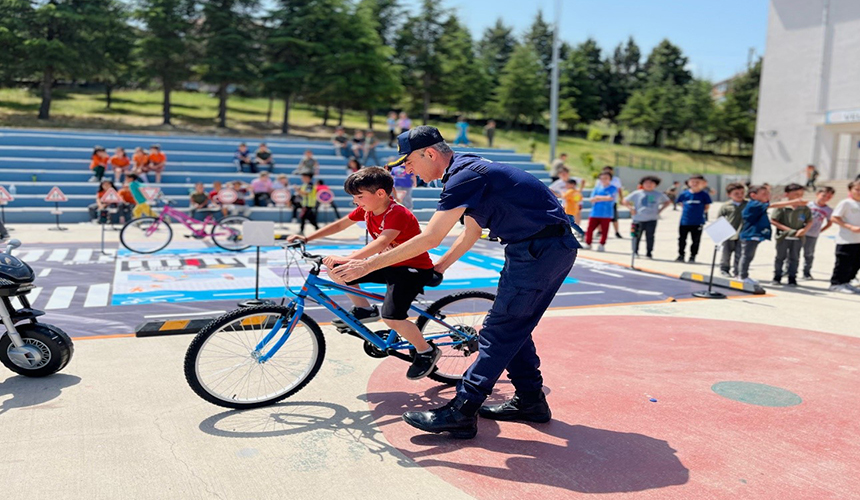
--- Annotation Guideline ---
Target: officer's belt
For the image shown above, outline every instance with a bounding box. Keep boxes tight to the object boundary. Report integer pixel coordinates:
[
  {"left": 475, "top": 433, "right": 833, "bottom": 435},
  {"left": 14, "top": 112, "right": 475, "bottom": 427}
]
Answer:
[{"left": 505, "top": 224, "right": 570, "bottom": 244}]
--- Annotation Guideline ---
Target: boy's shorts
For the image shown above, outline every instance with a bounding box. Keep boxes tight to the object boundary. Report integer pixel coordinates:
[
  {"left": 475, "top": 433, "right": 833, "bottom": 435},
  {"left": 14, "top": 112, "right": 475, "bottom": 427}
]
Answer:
[{"left": 347, "top": 266, "right": 435, "bottom": 320}]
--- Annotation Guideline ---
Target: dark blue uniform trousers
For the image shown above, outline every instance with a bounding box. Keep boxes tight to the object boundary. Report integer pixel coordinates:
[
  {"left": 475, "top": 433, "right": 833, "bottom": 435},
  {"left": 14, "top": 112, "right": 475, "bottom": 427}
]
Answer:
[{"left": 458, "top": 233, "right": 578, "bottom": 403}]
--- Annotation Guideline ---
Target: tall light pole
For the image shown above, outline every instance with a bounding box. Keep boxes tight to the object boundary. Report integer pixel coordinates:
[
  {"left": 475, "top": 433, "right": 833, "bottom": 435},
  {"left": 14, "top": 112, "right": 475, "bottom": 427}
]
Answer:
[{"left": 548, "top": 0, "right": 562, "bottom": 164}]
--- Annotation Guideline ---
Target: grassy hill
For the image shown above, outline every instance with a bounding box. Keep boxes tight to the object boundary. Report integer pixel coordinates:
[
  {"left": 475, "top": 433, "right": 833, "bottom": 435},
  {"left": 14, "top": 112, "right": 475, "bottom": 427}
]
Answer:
[{"left": 0, "top": 87, "right": 751, "bottom": 178}]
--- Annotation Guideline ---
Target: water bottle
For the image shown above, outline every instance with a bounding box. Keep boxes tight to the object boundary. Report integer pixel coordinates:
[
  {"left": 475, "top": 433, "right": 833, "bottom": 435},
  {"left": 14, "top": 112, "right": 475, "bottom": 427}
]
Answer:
[
  {"left": 9, "top": 184, "right": 16, "bottom": 197},
  {"left": 31, "top": 175, "right": 37, "bottom": 182}
]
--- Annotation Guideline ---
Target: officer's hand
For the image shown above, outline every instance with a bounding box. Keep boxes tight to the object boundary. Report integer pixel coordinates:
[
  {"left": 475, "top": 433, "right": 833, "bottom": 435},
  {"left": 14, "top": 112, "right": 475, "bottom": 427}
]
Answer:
[
  {"left": 286, "top": 234, "right": 307, "bottom": 243},
  {"left": 331, "top": 259, "right": 371, "bottom": 282},
  {"left": 323, "top": 255, "right": 350, "bottom": 268}
]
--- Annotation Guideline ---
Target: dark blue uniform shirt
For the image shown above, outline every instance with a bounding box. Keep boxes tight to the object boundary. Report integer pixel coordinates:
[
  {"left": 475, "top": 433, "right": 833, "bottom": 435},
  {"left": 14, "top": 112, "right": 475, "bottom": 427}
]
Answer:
[{"left": 438, "top": 153, "right": 578, "bottom": 245}]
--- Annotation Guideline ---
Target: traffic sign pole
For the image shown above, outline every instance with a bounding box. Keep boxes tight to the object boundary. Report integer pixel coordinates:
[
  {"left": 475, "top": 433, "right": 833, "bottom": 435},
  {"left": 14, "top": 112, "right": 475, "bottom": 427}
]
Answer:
[{"left": 48, "top": 201, "right": 67, "bottom": 231}]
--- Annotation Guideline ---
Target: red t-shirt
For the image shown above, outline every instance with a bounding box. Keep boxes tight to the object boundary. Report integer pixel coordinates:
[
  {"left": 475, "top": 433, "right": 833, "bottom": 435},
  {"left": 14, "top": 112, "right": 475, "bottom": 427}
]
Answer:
[{"left": 348, "top": 201, "right": 433, "bottom": 269}]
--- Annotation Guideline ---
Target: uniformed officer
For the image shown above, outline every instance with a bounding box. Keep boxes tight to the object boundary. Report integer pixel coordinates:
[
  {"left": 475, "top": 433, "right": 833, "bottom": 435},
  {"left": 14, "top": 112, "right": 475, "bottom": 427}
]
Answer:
[{"left": 332, "top": 126, "right": 579, "bottom": 439}]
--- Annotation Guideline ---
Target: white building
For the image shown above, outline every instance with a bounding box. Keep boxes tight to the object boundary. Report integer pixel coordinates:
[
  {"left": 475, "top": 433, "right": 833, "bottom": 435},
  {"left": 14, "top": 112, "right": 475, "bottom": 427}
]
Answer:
[{"left": 752, "top": 0, "right": 860, "bottom": 184}]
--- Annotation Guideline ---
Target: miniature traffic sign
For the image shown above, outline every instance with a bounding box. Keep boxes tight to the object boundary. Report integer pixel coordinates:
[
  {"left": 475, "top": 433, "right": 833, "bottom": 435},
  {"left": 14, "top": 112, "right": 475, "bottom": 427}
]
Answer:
[
  {"left": 317, "top": 189, "right": 334, "bottom": 204},
  {"left": 0, "top": 186, "right": 14, "bottom": 203},
  {"left": 218, "top": 188, "right": 239, "bottom": 205},
  {"left": 101, "top": 188, "right": 121, "bottom": 204},
  {"left": 271, "top": 189, "right": 290, "bottom": 206},
  {"left": 141, "top": 186, "right": 161, "bottom": 201},
  {"left": 44, "top": 186, "right": 68, "bottom": 202}
]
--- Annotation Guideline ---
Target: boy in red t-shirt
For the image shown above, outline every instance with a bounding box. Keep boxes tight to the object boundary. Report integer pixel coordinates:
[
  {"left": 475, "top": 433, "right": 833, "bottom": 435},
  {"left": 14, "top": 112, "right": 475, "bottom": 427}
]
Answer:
[{"left": 287, "top": 167, "right": 441, "bottom": 379}]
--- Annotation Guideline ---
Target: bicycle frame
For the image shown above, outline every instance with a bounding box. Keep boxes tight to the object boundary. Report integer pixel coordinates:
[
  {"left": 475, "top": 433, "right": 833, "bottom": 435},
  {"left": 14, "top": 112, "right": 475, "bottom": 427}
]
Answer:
[
  {"left": 254, "top": 272, "right": 478, "bottom": 363},
  {"left": 152, "top": 205, "right": 214, "bottom": 237}
]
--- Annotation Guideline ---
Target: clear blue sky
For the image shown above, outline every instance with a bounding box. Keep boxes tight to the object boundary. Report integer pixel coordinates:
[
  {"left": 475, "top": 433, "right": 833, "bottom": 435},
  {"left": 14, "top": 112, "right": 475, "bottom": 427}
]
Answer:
[{"left": 404, "top": 0, "right": 769, "bottom": 82}]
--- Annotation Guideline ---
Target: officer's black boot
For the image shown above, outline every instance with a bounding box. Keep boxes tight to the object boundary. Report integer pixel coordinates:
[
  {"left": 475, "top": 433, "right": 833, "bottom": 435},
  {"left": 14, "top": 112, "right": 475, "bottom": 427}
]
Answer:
[
  {"left": 479, "top": 390, "right": 552, "bottom": 423},
  {"left": 402, "top": 396, "right": 481, "bottom": 439}
]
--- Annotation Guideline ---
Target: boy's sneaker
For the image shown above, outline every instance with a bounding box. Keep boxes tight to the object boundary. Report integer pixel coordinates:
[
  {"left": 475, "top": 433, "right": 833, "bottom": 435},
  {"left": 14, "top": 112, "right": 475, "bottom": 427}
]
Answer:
[
  {"left": 675, "top": 256, "right": 685, "bottom": 262},
  {"left": 787, "top": 278, "right": 798, "bottom": 287},
  {"left": 646, "top": 253, "right": 653, "bottom": 259},
  {"left": 597, "top": 244, "right": 605, "bottom": 252},
  {"left": 830, "top": 284, "right": 860, "bottom": 294},
  {"left": 688, "top": 256, "right": 696, "bottom": 263},
  {"left": 332, "top": 305, "right": 380, "bottom": 329},
  {"left": 803, "top": 273, "right": 814, "bottom": 280},
  {"left": 720, "top": 270, "right": 732, "bottom": 278},
  {"left": 743, "top": 277, "right": 759, "bottom": 286},
  {"left": 407, "top": 345, "right": 441, "bottom": 380},
  {"left": 581, "top": 243, "right": 592, "bottom": 250},
  {"left": 772, "top": 276, "right": 782, "bottom": 285},
  {"left": 615, "top": 232, "right": 623, "bottom": 239}
]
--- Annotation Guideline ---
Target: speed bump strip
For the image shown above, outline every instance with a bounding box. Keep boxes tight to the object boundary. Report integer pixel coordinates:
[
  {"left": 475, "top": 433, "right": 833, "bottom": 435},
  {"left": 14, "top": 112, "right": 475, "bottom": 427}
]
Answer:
[
  {"left": 135, "top": 317, "right": 217, "bottom": 337},
  {"left": 679, "top": 271, "right": 765, "bottom": 295}
]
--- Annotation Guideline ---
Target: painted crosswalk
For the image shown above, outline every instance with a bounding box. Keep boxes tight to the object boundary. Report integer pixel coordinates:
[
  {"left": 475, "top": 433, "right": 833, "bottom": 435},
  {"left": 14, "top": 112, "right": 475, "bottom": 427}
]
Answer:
[
  {"left": 10, "top": 284, "right": 112, "bottom": 311},
  {"left": 19, "top": 247, "right": 116, "bottom": 264}
]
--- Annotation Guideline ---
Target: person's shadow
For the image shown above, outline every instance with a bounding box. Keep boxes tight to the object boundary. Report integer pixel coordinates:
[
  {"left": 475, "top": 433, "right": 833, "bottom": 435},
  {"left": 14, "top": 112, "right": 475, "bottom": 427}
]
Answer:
[
  {"left": 365, "top": 385, "right": 690, "bottom": 495},
  {"left": 0, "top": 373, "right": 81, "bottom": 415}
]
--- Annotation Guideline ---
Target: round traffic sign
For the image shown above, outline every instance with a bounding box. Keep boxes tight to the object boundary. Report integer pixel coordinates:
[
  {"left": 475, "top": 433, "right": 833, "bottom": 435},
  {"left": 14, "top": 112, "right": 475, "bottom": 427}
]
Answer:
[
  {"left": 271, "top": 189, "right": 290, "bottom": 205},
  {"left": 317, "top": 189, "right": 334, "bottom": 204},
  {"left": 218, "top": 188, "right": 239, "bottom": 204}
]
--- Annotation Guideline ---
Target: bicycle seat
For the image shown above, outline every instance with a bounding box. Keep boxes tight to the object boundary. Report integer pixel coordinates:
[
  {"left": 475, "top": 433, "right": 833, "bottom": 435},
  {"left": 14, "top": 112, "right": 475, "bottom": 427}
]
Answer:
[{"left": 426, "top": 271, "right": 443, "bottom": 288}]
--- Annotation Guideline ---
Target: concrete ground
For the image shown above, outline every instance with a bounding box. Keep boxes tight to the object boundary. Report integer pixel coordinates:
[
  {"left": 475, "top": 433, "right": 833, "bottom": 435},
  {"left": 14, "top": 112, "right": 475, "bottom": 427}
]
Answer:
[{"left": 1, "top": 204, "right": 858, "bottom": 500}]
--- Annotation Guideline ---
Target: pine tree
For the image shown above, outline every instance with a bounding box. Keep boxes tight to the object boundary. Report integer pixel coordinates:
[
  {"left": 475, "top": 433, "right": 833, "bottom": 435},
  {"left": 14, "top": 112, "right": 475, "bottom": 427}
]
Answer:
[
  {"left": 439, "top": 15, "right": 489, "bottom": 114},
  {"left": 477, "top": 18, "right": 516, "bottom": 92},
  {"left": 394, "top": 0, "right": 447, "bottom": 123},
  {"left": 137, "top": 0, "right": 197, "bottom": 126},
  {"left": 200, "top": 0, "right": 260, "bottom": 128},
  {"left": 495, "top": 44, "right": 546, "bottom": 129},
  {"left": 560, "top": 38, "right": 609, "bottom": 125}
]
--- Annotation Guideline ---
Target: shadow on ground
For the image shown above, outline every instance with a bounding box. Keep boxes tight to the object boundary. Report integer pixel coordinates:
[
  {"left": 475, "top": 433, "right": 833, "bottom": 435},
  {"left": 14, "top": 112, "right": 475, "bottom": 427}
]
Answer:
[{"left": 0, "top": 373, "right": 81, "bottom": 415}]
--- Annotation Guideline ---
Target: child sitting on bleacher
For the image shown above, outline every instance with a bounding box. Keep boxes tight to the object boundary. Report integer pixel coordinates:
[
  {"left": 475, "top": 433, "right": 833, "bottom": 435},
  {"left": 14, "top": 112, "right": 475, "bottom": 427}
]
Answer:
[
  {"left": 89, "top": 146, "right": 109, "bottom": 182},
  {"left": 109, "top": 147, "right": 130, "bottom": 183}
]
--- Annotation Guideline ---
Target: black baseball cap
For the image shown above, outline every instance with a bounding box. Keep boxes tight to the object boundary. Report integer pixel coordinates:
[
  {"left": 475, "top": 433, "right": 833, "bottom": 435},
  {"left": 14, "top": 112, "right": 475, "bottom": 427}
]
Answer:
[{"left": 386, "top": 126, "right": 445, "bottom": 167}]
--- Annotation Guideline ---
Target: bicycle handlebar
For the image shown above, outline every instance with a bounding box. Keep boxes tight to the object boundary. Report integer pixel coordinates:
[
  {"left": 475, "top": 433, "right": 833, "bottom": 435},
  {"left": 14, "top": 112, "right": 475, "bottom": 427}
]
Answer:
[{"left": 283, "top": 241, "right": 324, "bottom": 267}]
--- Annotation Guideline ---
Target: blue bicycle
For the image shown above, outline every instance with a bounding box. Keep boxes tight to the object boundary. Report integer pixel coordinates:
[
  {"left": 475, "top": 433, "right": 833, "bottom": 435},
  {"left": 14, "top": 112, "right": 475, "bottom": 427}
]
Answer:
[{"left": 184, "top": 242, "right": 495, "bottom": 409}]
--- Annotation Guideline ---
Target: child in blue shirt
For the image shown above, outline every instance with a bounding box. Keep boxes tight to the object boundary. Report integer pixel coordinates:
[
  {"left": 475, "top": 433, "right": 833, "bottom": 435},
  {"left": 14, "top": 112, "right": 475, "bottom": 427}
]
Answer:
[
  {"left": 676, "top": 175, "right": 712, "bottom": 263},
  {"left": 583, "top": 171, "right": 618, "bottom": 252}
]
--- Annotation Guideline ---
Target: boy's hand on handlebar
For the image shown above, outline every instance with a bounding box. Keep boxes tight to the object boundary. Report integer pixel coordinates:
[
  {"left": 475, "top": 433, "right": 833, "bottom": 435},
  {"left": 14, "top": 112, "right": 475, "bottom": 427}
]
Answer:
[
  {"left": 323, "top": 255, "right": 351, "bottom": 268},
  {"left": 286, "top": 234, "right": 307, "bottom": 243}
]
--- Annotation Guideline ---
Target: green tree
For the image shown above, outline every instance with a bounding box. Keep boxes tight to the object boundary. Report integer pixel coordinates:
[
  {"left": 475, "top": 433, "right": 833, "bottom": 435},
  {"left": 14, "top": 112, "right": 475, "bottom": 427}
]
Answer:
[
  {"left": 560, "top": 38, "right": 609, "bottom": 125},
  {"left": 495, "top": 44, "right": 546, "bottom": 129},
  {"left": 13, "top": 0, "right": 120, "bottom": 120},
  {"left": 476, "top": 18, "right": 517, "bottom": 93},
  {"left": 620, "top": 39, "right": 692, "bottom": 145},
  {"left": 317, "top": 1, "right": 402, "bottom": 128},
  {"left": 0, "top": 0, "right": 30, "bottom": 85},
  {"left": 265, "top": 0, "right": 336, "bottom": 133},
  {"left": 605, "top": 36, "right": 642, "bottom": 121},
  {"left": 137, "top": 0, "right": 197, "bottom": 126},
  {"left": 200, "top": 0, "right": 260, "bottom": 128},
  {"left": 438, "top": 15, "right": 489, "bottom": 114},
  {"left": 358, "top": 0, "right": 401, "bottom": 48},
  {"left": 681, "top": 79, "right": 716, "bottom": 150},
  {"left": 717, "top": 59, "right": 761, "bottom": 148},
  {"left": 522, "top": 10, "right": 553, "bottom": 80},
  {"left": 394, "top": 0, "right": 447, "bottom": 123},
  {"left": 91, "top": 1, "right": 135, "bottom": 109}
]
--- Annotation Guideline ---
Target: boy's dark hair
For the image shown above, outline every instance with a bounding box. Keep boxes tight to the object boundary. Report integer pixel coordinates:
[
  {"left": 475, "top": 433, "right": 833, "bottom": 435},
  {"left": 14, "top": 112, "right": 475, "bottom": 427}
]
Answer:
[
  {"left": 816, "top": 186, "right": 836, "bottom": 194},
  {"left": 598, "top": 171, "right": 613, "bottom": 179},
  {"left": 566, "top": 178, "right": 578, "bottom": 186},
  {"left": 603, "top": 165, "right": 614, "bottom": 172},
  {"left": 316, "top": 179, "right": 326, "bottom": 185},
  {"left": 689, "top": 174, "right": 705, "bottom": 181},
  {"left": 748, "top": 184, "right": 767, "bottom": 195},
  {"left": 150, "top": 144, "right": 161, "bottom": 150},
  {"left": 558, "top": 167, "right": 569, "bottom": 174},
  {"left": 784, "top": 183, "right": 804, "bottom": 193},
  {"left": 128, "top": 173, "right": 139, "bottom": 181},
  {"left": 344, "top": 166, "right": 394, "bottom": 196},
  {"left": 640, "top": 175, "right": 661, "bottom": 186},
  {"left": 93, "top": 145, "right": 105, "bottom": 154},
  {"left": 726, "top": 182, "right": 745, "bottom": 194},
  {"left": 849, "top": 180, "right": 859, "bottom": 191}
]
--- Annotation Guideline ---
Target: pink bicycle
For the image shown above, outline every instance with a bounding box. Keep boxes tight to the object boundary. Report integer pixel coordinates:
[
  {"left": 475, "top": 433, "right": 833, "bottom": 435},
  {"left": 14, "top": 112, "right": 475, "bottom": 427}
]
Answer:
[{"left": 119, "top": 200, "right": 250, "bottom": 254}]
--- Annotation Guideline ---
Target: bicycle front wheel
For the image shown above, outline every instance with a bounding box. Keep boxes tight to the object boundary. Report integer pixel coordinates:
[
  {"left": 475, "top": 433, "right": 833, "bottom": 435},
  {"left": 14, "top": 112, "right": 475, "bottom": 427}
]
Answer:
[
  {"left": 120, "top": 217, "right": 172, "bottom": 254},
  {"left": 211, "top": 215, "right": 251, "bottom": 251},
  {"left": 184, "top": 305, "right": 326, "bottom": 409},
  {"left": 415, "top": 291, "right": 496, "bottom": 385}
]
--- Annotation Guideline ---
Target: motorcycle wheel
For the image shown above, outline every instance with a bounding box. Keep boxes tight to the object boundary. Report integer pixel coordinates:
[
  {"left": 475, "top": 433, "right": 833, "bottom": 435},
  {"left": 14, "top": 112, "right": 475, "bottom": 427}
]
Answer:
[{"left": 0, "top": 323, "right": 74, "bottom": 377}]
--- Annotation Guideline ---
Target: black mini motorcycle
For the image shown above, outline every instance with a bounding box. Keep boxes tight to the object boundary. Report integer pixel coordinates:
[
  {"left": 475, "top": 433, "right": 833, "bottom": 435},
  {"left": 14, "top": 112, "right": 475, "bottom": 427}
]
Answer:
[{"left": 0, "top": 240, "right": 74, "bottom": 377}]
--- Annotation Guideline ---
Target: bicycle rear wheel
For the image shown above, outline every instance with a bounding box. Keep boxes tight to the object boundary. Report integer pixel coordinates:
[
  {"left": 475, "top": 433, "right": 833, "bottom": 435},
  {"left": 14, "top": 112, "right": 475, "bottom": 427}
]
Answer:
[
  {"left": 211, "top": 215, "right": 251, "bottom": 251},
  {"left": 120, "top": 217, "right": 172, "bottom": 254},
  {"left": 184, "top": 305, "right": 326, "bottom": 409},
  {"left": 415, "top": 291, "right": 496, "bottom": 385}
]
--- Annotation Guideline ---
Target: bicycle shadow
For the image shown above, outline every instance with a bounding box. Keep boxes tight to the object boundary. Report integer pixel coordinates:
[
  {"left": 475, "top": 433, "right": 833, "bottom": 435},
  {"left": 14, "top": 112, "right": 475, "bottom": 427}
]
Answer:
[
  {"left": 365, "top": 385, "right": 690, "bottom": 495},
  {"left": 197, "top": 400, "right": 418, "bottom": 466},
  {"left": 0, "top": 373, "right": 81, "bottom": 416}
]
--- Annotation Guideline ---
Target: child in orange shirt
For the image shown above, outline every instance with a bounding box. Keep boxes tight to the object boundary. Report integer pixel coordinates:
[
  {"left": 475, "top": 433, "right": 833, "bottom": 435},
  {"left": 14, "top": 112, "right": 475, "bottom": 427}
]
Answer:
[
  {"left": 131, "top": 147, "right": 149, "bottom": 181},
  {"left": 562, "top": 178, "right": 584, "bottom": 235},
  {"left": 109, "top": 146, "right": 131, "bottom": 183},
  {"left": 146, "top": 144, "right": 167, "bottom": 183},
  {"left": 89, "top": 146, "right": 109, "bottom": 182}
]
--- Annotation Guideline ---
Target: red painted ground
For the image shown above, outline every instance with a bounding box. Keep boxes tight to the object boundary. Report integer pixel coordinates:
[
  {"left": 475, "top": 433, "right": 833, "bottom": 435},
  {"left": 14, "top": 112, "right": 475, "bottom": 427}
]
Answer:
[{"left": 365, "top": 316, "right": 860, "bottom": 499}]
